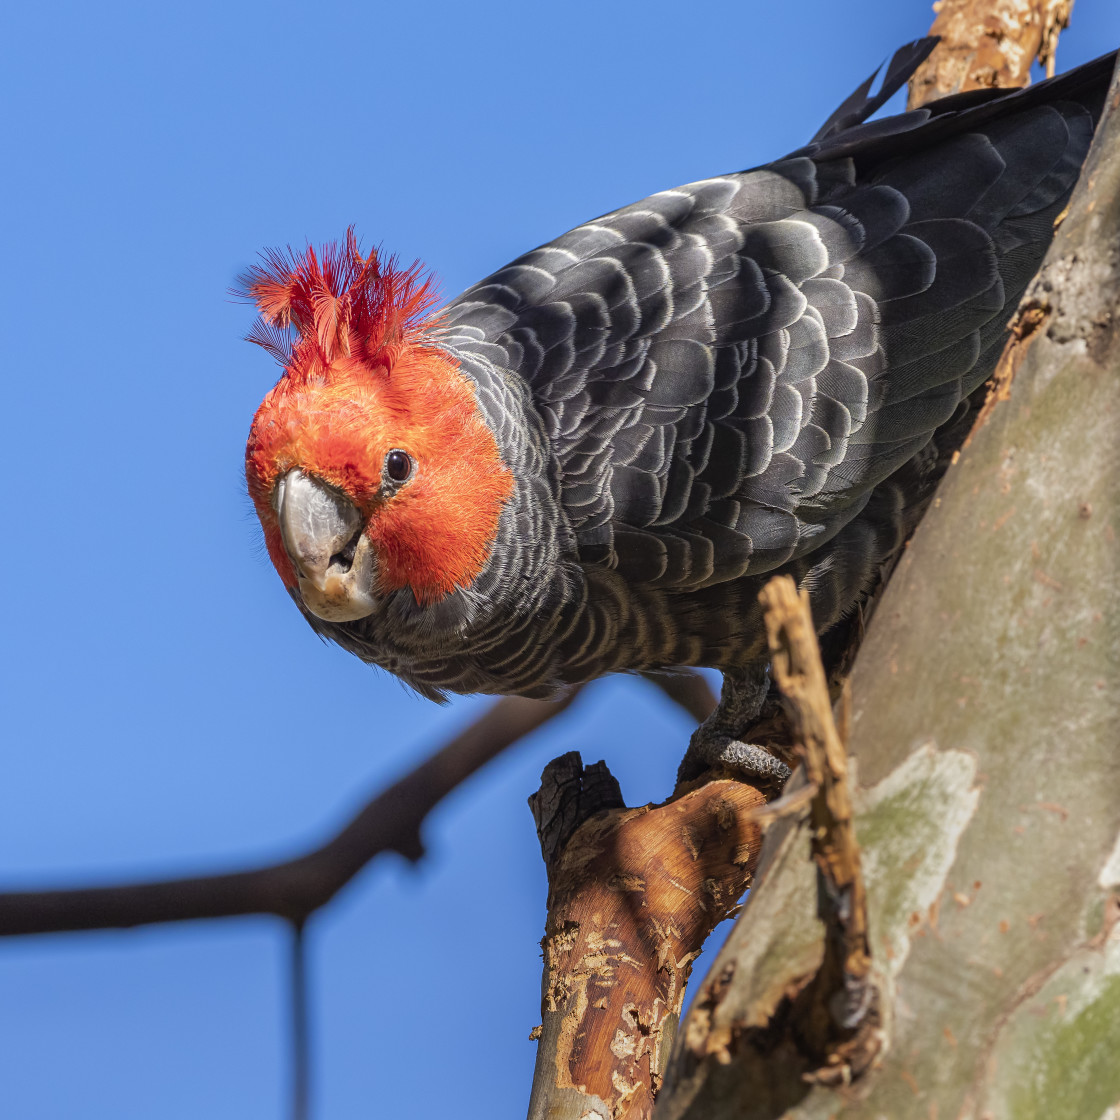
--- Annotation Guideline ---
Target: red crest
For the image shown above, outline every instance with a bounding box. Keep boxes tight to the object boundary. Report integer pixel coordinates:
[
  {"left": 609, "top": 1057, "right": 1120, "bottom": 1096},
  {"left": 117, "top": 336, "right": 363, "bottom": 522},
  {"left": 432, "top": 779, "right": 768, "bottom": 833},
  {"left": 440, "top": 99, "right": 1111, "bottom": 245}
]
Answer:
[{"left": 237, "top": 229, "right": 440, "bottom": 373}]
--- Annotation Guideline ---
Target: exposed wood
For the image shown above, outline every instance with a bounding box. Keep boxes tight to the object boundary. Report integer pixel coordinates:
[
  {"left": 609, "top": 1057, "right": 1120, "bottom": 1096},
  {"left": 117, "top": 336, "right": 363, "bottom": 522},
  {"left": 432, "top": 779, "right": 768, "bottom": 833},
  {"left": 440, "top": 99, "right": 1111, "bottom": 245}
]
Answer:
[
  {"left": 654, "top": 580, "right": 877, "bottom": 1115},
  {"left": 759, "top": 578, "right": 876, "bottom": 1085},
  {"left": 908, "top": 0, "right": 1074, "bottom": 108},
  {"left": 528, "top": 753, "right": 766, "bottom": 1120},
  {"left": 967, "top": 300, "right": 1051, "bottom": 440}
]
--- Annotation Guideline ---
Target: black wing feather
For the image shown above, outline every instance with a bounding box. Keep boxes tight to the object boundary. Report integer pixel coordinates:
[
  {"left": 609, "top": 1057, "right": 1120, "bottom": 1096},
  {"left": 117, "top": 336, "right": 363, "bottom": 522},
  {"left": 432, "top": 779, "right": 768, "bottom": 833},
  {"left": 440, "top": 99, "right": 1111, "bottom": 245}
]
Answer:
[{"left": 438, "top": 51, "right": 1112, "bottom": 597}]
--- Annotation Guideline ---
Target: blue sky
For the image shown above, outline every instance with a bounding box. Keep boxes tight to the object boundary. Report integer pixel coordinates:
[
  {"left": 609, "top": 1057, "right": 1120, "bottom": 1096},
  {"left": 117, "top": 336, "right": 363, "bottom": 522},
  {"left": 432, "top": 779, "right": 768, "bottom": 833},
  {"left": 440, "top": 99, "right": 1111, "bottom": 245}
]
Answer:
[{"left": 1, "top": 2, "right": 1116, "bottom": 1117}]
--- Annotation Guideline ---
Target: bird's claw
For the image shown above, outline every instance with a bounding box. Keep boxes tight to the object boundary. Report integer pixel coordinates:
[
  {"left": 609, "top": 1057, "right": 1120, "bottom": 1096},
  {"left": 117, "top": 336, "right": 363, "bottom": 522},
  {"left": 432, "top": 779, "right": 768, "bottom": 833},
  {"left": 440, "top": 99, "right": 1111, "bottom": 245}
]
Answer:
[{"left": 678, "top": 729, "right": 792, "bottom": 790}]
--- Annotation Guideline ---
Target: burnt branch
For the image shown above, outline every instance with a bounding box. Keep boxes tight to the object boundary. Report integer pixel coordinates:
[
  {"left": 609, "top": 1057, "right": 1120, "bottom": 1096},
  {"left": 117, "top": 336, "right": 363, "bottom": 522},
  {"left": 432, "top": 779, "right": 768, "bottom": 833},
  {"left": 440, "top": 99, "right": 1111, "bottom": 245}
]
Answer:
[{"left": 529, "top": 752, "right": 627, "bottom": 867}]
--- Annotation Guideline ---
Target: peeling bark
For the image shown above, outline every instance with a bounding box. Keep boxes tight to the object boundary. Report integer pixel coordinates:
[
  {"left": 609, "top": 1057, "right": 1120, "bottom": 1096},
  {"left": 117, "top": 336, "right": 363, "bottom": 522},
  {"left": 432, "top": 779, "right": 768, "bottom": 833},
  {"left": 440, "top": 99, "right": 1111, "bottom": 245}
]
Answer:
[
  {"left": 968, "top": 300, "right": 1051, "bottom": 438},
  {"left": 527, "top": 755, "right": 766, "bottom": 1120},
  {"left": 908, "top": 0, "right": 1074, "bottom": 108},
  {"left": 656, "top": 52, "right": 1120, "bottom": 1120}
]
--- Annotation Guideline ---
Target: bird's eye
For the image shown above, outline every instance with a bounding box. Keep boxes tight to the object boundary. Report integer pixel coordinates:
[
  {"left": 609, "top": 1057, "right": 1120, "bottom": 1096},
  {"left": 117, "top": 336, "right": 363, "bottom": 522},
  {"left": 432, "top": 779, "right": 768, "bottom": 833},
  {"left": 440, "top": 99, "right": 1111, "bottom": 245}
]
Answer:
[{"left": 385, "top": 449, "right": 414, "bottom": 483}]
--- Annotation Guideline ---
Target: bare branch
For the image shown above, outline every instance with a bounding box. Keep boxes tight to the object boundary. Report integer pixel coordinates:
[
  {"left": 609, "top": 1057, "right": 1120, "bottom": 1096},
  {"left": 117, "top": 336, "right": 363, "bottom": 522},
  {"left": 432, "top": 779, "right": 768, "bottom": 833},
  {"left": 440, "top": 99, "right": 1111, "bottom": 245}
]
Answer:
[
  {"left": 759, "top": 577, "right": 876, "bottom": 1084},
  {"left": 908, "top": 0, "right": 1074, "bottom": 108},
  {"left": 0, "top": 692, "right": 576, "bottom": 936},
  {"left": 289, "top": 922, "right": 309, "bottom": 1120},
  {"left": 642, "top": 672, "right": 719, "bottom": 724},
  {"left": 0, "top": 666, "right": 716, "bottom": 938},
  {"left": 527, "top": 754, "right": 767, "bottom": 1120}
]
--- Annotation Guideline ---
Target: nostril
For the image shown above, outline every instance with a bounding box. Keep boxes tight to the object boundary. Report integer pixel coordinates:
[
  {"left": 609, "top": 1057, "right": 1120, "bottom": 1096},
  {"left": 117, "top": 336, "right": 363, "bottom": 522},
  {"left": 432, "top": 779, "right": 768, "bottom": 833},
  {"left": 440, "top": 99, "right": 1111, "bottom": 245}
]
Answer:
[{"left": 328, "top": 524, "right": 363, "bottom": 574}]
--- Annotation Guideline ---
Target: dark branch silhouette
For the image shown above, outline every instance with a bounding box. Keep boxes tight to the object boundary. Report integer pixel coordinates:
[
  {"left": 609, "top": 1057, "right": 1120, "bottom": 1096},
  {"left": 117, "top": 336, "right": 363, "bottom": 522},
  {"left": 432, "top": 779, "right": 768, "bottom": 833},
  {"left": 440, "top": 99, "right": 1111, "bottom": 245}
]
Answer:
[{"left": 0, "top": 674, "right": 715, "bottom": 937}]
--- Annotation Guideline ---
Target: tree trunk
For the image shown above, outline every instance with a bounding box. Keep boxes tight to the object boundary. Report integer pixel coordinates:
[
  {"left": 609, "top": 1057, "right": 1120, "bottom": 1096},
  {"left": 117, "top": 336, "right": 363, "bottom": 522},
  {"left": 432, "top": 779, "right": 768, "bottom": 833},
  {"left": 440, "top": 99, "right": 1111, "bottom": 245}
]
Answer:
[{"left": 656, "top": 55, "right": 1120, "bottom": 1120}]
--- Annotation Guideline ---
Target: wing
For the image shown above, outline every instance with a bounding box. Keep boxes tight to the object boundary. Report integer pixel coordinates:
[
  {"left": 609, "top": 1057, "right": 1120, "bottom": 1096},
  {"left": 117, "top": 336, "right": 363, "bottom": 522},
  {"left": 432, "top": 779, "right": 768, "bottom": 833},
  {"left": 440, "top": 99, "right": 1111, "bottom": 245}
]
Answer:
[{"left": 438, "top": 57, "right": 1106, "bottom": 591}]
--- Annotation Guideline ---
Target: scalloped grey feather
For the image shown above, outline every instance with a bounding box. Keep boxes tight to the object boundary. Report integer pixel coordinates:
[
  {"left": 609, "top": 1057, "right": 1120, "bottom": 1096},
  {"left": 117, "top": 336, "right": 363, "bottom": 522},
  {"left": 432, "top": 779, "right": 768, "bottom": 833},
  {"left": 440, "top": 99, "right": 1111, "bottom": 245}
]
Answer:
[{"left": 311, "top": 46, "right": 1115, "bottom": 701}]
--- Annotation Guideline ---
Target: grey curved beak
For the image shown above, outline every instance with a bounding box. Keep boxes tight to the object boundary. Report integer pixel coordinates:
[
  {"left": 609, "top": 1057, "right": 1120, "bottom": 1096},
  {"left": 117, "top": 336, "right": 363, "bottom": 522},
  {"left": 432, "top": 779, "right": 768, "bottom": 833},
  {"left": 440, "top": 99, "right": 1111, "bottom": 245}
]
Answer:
[{"left": 275, "top": 469, "right": 379, "bottom": 622}]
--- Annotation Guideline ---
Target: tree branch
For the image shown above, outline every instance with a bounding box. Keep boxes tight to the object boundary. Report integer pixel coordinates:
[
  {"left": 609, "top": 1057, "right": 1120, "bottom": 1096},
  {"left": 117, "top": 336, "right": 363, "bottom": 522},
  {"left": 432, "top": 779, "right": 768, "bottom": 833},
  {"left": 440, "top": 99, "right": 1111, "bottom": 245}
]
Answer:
[
  {"left": 0, "top": 693, "right": 572, "bottom": 935},
  {"left": 527, "top": 754, "right": 767, "bottom": 1120},
  {"left": 642, "top": 671, "right": 718, "bottom": 725},
  {"left": 908, "top": 0, "right": 1074, "bottom": 108},
  {"left": 759, "top": 577, "right": 876, "bottom": 1084},
  {"left": 0, "top": 673, "right": 714, "bottom": 937}
]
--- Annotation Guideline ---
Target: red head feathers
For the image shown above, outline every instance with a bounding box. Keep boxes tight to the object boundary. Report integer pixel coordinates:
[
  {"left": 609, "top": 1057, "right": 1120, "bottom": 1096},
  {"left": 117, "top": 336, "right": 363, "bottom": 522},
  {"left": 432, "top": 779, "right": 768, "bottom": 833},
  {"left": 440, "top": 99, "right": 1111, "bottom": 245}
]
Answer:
[
  {"left": 237, "top": 228, "right": 440, "bottom": 373},
  {"left": 240, "top": 231, "right": 513, "bottom": 610}
]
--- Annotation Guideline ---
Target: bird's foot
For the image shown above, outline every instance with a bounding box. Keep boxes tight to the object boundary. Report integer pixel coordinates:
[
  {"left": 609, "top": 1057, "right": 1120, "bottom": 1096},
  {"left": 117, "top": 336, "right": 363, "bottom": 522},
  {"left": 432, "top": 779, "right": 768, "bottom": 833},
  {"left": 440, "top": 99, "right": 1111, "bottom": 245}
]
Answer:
[
  {"left": 676, "top": 664, "right": 793, "bottom": 793},
  {"left": 678, "top": 728, "right": 792, "bottom": 790}
]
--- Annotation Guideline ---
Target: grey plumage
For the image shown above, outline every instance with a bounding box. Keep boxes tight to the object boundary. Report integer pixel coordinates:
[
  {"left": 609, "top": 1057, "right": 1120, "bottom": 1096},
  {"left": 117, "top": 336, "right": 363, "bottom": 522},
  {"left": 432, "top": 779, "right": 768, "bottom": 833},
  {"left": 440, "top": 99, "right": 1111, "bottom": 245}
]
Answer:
[{"left": 310, "top": 47, "right": 1113, "bottom": 701}]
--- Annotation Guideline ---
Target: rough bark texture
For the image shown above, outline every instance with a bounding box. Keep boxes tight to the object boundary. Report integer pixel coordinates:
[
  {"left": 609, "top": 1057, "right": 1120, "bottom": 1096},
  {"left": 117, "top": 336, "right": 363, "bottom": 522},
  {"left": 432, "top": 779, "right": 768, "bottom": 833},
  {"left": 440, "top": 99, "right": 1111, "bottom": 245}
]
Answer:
[
  {"left": 527, "top": 755, "right": 766, "bottom": 1120},
  {"left": 656, "top": 55, "right": 1120, "bottom": 1120},
  {"left": 759, "top": 580, "right": 877, "bottom": 1086},
  {"left": 908, "top": 0, "right": 1073, "bottom": 108}
]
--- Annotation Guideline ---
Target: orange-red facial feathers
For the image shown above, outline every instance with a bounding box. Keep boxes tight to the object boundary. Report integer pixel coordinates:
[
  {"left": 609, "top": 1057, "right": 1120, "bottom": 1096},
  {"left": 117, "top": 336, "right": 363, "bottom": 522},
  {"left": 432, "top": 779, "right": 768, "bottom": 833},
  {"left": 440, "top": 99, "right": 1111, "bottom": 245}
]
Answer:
[{"left": 241, "top": 233, "right": 513, "bottom": 606}]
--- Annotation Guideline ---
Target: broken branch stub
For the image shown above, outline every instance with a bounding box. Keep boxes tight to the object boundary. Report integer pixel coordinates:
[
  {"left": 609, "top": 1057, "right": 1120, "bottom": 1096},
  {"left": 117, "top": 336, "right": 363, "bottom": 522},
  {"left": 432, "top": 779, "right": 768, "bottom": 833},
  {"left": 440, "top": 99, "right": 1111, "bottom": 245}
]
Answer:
[
  {"left": 759, "top": 576, "right": 877, "bottom": 1083},
  {"left": 527, "top": 754, "right": 766, "bottom": 1120}
]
